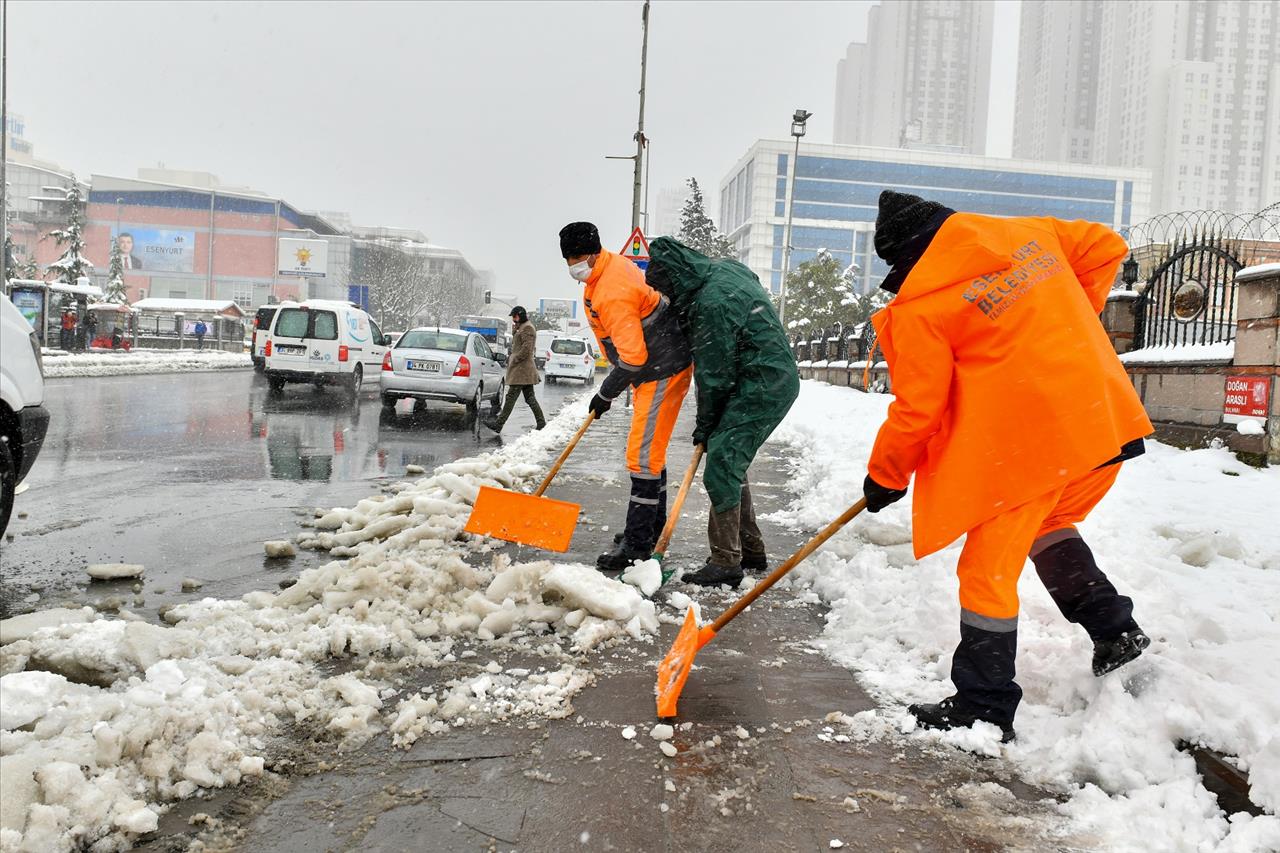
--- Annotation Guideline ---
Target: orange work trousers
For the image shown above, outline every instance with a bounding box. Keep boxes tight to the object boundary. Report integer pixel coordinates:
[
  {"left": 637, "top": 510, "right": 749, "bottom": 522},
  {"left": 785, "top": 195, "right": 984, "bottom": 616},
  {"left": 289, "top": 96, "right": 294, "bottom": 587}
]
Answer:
[
  {"left": 956, "top": 463, "right": 1121, "bottom": 626},
  {"left": 626, "top": 366, "right": 693, "bottom": 476}
]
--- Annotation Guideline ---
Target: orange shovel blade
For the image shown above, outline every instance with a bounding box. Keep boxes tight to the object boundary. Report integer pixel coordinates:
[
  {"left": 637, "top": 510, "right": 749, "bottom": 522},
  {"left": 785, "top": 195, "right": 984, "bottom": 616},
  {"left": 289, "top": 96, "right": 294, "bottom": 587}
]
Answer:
[
  {"left": 655, "top": 608, "right": 717, "bottom": 718},
  {"left": 463, "top": 485, "right": 581, "bottom": 552}
]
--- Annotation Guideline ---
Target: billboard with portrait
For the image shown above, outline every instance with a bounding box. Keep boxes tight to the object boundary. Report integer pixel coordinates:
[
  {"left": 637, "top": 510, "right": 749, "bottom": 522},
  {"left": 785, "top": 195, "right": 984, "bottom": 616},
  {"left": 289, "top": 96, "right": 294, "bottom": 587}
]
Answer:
[{"left": 111, "top": 227, "right": 196, "bottom": 273}]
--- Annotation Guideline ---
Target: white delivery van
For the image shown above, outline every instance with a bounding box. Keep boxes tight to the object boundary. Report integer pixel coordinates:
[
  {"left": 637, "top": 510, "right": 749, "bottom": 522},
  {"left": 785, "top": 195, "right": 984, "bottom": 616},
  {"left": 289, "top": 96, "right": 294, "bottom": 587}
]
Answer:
[
  {"left": 1, "top": 293, "right": 49, "bottom": 535},
  {"left": 535, "top": 329, "right": 557, "bottom": 370},
  {"left": 264, "top": 300, "right": 389, "bottom": 397}
]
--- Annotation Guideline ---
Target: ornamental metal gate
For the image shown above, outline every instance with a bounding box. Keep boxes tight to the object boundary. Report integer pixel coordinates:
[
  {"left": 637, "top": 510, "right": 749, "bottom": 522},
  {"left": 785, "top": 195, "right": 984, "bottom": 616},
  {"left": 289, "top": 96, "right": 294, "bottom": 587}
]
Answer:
[{"left": 1135, "top": 234, "right": 1243, "bottom": 350}]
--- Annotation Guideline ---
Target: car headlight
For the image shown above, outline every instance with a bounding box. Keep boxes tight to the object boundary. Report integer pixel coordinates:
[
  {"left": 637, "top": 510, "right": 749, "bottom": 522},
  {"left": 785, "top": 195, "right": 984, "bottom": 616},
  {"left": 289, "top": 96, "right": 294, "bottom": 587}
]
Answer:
[{"left": 29, "top": 331, "right": 44, "bottom": 378}]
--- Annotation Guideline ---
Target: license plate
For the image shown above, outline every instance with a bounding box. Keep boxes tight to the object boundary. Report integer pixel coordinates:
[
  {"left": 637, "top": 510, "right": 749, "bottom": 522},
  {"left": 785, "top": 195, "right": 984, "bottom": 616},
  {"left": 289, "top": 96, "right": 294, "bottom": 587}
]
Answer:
[
  {"left": 558, "top": 362, "right": 576, "bottom": 369},
  {"left": 275, "top": 344, "right": 305, "bottom": 355},
  {"left": 407, "top": 360, "right": 441, "bottom": 373}
]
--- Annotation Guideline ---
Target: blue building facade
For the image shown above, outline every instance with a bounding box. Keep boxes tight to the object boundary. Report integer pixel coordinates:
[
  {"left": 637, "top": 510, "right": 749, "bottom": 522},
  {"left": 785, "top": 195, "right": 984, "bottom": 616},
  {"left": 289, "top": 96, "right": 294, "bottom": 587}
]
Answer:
[{"left": 719, "top": 141, "right": 1151, "bottom": 294}]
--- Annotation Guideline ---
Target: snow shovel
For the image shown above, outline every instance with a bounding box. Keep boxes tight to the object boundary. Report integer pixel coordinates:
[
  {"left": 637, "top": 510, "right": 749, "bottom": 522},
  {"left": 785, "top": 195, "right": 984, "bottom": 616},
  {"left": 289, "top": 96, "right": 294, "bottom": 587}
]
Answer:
[
  {"left": 653, "top": 444, "right": 705, "bottom": 585},
  {"left": 463, "top": 411, "right": 595, "bottom": 552},
  {"left": 656, "top": 496, "right": 869, "bottom": 718}
]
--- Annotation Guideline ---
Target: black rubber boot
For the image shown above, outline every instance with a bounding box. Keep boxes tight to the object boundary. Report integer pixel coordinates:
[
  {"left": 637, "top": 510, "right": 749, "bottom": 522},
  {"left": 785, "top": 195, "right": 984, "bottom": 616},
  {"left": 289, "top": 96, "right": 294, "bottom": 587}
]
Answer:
[
  {"left": 596, "top": 541, "right": 648, "bottom": 572},
  {"left": 681, "top": 560, "right": 744, "bottom": 588},
  {"left": 908, "top": 696, "right": 1016, "bottom": 743},
  {"left": 950, "top": 622, "right": 1021, "bottom": 727},
  {"left": 1092, "top": 629, "right": 1151, "bottom": 676},
  {"left": 741, "top": 552, "right": 768, "bottom": 572}
]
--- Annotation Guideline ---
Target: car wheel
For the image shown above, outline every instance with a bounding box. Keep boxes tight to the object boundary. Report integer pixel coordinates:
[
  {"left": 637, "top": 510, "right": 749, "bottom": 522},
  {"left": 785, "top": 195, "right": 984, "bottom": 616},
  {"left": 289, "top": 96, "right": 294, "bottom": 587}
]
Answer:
[
  {"left": 547, "top": 375, "right": 556, "bottom": 385},
  {"left": 253, "top": 358, "right": 265, "bottom": 373},
  {"left": 346, "top": 365, "right": 363, "bottom": 398},
  {"left": 0, "top": 439, "right": 15, "bottom": 538},
  {"left": 466, "top": 384, "right": 482, "bottom": 414}
]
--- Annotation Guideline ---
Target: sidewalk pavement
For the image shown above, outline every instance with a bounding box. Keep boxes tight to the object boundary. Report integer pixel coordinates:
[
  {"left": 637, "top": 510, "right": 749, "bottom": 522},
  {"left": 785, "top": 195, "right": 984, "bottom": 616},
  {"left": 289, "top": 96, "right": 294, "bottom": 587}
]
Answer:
[{"left": 141, "top": 389, "right": 1076, "bottom": 852}]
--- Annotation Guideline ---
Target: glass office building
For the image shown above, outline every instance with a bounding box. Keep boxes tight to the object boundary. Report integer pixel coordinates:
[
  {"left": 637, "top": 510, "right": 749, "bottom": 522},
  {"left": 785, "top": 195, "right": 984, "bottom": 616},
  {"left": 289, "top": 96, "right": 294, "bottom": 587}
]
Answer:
[{"left": 719, "top": 140, "right": 1151, "bottom": 294}]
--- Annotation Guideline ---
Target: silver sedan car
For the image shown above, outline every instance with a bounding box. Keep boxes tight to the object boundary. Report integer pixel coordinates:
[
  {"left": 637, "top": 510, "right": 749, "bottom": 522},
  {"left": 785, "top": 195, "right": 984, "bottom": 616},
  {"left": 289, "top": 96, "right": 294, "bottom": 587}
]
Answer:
[{"left": 379, "top": 327, "right": 505, "bottom": 415}]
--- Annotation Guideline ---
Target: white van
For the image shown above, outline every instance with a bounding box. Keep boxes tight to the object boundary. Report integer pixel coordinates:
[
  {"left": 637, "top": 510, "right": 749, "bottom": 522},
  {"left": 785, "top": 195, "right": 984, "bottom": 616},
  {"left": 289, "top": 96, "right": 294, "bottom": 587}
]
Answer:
[
  {"left": 264, "top": 300, "right": 389, "bottom": 397},
  {"left": 544, "top": 336, "right": 597, "bottom": 385},
  {"left": 535, "top": 329, "right": 557, "bottom": 370}
]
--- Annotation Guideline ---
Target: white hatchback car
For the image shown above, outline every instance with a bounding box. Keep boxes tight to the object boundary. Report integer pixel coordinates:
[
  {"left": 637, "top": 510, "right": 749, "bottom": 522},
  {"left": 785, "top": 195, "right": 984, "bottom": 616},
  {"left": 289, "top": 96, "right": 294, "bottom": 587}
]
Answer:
[
  {"left": 264, "top": 300, "right": 389, "bottom": 397},
  {"left": 543, "top": 336, "right": 597, "bottom": 385},
  {"left": 380, "top": 327, "right": 504, "bottom": 415}
]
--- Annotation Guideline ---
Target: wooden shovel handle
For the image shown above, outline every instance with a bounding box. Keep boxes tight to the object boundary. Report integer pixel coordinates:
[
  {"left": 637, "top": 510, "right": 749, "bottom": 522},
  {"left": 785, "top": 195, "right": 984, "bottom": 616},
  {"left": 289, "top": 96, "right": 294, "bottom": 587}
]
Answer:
[
  {"left": 710, "top": 497, "right": 868, "bottom": 634},
  {"left": 534, "top": 412, "right": 596, "bottom": 497},
  {"left": 652, "top": 445, "right": 704, "bottom": 557}
]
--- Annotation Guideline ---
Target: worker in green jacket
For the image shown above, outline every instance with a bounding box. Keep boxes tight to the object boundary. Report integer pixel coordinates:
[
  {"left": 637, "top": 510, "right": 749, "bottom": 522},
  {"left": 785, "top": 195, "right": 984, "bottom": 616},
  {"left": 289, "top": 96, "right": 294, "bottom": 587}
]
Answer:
[{"left": 647, "top": 237, "right": 800, "bottom": 587}]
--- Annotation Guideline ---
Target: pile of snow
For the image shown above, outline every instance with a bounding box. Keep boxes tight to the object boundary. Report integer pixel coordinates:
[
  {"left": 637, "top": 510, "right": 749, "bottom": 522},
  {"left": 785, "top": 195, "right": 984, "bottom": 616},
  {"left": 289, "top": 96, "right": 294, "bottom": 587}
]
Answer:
[
  {"left": 767, "top": 380, "right": 1280, "bottom": 850},
  {"left": 41, "top": 349, "right": 252, "bottom": 378},
  {"left": 0, "top": 397, "right": 661, "bottom": 850}
]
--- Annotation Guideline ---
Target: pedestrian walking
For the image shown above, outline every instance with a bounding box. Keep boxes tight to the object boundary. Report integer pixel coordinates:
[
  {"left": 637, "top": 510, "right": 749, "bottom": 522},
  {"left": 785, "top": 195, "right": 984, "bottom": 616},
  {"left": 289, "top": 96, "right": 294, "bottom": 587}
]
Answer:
[
  {"left": 484, "top": 306, "right": 546, "bottom": 432},
  {"left": 60, "top": 308, "right": 77, "bottom": 351},
  {"left": 194, "top": 319, "right": 208, "bottom": 350},
  {"left": 559, "top": 221, "right": 693, "bottom": 571},
  {"left": 84, "top": 309, "right": 99, "bottom": 349},
  {"left": 862, "top": 190, "right": 1153, "bottom": 742},
  {"left": 646, "top": 237, "right": 800, "bottom": 588}
]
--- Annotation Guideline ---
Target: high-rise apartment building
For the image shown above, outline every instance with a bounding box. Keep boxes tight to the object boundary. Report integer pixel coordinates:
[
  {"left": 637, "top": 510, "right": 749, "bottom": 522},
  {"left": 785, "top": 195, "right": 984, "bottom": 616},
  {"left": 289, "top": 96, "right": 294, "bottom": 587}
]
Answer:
[
  {"left": 834, "top": 0, "right": 994, "bottom": 154},
  {"left": 1016, "top": 0, "right": 1280, "bottom": 214}
]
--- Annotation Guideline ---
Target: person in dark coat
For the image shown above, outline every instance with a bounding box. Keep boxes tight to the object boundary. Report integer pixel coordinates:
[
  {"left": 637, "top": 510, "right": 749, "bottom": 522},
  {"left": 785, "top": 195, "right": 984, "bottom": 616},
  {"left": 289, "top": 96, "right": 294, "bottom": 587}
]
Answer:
[
  {"left": 84, "top": 309, "right": 99, "bottom": 348},
  {"left": 485, "top": 306, "right": 546, "bottom": 431},
  {"left": 194, "top": 319, "right": 208, "bottom": 350},
  {"left": 647, "top": 237, "right": 800, "bottom": 587}
]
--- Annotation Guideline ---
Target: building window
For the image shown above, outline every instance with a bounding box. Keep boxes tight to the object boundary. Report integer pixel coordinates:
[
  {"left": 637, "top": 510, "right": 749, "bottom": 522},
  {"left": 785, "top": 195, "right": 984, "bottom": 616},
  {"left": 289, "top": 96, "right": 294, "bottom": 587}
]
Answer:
[{"left": 232, "top": 284, "right": 254, "bottom": 308}]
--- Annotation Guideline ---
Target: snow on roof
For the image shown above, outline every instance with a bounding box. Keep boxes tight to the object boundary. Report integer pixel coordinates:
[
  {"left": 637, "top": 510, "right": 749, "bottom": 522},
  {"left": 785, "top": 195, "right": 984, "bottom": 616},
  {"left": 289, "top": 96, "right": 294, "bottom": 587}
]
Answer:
[
  {"left": 47, "top": 281, "right": 105, "bottom": 298},
  {"left": 1236, "top": 262, "right": 1280, "bottom": 282},
  {"left": 130, "top": 298, "right": 246, "bottom": 317}
]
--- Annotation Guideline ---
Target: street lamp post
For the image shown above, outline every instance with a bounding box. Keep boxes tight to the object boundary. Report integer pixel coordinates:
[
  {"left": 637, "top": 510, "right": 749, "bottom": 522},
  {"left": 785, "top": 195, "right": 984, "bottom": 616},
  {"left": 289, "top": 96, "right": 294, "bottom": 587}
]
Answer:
[{"left": 778, "top": 109, "right": 811, "bottom": 329}]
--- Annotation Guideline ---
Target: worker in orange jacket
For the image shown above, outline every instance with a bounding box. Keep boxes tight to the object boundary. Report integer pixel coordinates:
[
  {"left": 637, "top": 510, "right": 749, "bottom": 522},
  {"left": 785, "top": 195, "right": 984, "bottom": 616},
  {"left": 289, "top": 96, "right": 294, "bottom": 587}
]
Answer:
[
  {"left": 559, "top": 222, "right": 694, "bottom": 570},
  {"left": 863, "top": 191, "right": 1153, "bottom": 742}
]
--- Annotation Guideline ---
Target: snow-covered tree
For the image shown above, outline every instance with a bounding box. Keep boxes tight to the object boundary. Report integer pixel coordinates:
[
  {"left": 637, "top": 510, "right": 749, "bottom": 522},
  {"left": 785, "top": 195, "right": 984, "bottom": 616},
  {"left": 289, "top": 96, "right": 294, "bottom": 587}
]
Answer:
[
  {"left": 526, "top": 310, "right": 558, "bottom": 332},
  {"left": 104, "top": 237, "right": 128, "bottom": 304},
  {"left": 45, "top": 179, "right": 95, "bottom": 284},
  {"left": 676, "top": 178, "right": 734, "bottom": 259},
  {"left": 775, "top": 249, "right": 888, "bottom": 332}
]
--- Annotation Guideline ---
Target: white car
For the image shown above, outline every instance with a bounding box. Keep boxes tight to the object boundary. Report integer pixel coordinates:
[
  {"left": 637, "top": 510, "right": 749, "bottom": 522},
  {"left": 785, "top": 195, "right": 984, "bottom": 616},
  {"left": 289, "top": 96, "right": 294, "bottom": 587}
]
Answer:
[
  {"left": 380, "top": 327, "right": 504, "bottom": 415},
  {"left": 264, "top": 300, "right": 389, "bottom": 398},
  {"left": 1, "top": 294, "right": 49, "bottom": 535},
  {"left": 544, "top": 336, "right": 597, "bottom": 385}
]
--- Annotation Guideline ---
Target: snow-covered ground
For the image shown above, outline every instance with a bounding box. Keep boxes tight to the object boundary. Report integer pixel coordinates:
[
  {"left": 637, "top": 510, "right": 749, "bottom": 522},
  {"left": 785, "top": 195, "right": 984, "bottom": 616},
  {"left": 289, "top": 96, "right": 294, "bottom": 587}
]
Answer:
[
  {"left": 768, "top": 380, "right": 1280, "bottom": 852},
  {"left": 40, "top": 349, "right": 252, "bottom": 378},
  {"left": 0, "top": 397, "right": 670, "bottom": 851}
]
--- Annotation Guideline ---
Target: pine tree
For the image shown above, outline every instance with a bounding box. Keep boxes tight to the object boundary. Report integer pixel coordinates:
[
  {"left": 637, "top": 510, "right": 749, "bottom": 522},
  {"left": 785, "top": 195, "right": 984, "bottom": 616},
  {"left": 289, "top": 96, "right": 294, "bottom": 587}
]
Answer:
[
  {"left": 676, "top": 178, "right": 734, "bottom": 259},
  {"left": 105, "top": 237, "right": 128, "bottom": 303},
  {"left": 775, "top": 249, "right": 888, "bottom": 332},
  {"left": 46, "top": 178, "right": 95, "bottom": 284}
]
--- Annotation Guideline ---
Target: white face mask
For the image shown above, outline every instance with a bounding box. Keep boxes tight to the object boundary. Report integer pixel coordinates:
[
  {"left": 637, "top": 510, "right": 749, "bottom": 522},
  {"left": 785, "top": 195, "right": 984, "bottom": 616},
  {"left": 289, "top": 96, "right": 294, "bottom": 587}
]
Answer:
[{"left": 568, "top": 259, "right": 593, "bottom": 282}]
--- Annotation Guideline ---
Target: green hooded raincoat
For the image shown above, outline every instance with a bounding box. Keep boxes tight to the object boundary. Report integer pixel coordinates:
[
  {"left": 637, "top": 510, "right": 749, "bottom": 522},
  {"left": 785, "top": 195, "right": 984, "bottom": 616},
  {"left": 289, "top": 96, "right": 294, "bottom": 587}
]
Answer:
[{"left": 649, "top": 237, "right": 800, "bottom": 513}]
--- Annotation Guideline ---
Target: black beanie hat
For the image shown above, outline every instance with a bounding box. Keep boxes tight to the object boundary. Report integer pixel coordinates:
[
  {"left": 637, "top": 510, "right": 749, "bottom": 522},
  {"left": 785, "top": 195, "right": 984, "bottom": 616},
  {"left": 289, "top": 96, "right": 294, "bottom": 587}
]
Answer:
[
  {"left": 510, "top": 305, "right": 527, "bottom": 322},
  {"left": 873, "top": 190, "right": 951, "bottom": 266},
  {"left": 559, "top": 222, "right": 602, "bottom": 259}
]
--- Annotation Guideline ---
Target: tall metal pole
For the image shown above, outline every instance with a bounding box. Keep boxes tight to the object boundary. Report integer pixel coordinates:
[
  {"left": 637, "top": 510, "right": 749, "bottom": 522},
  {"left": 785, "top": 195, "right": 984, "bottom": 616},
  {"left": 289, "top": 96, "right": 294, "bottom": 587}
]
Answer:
[
  {"left": 778, "top": 133, "right": 801, "bottom": 328},
  {"left": 631, "top": 0, "right": 649, "bottom": 230},
  {"left": 1, "top": 0, "right": 9, "bottom": 289}
]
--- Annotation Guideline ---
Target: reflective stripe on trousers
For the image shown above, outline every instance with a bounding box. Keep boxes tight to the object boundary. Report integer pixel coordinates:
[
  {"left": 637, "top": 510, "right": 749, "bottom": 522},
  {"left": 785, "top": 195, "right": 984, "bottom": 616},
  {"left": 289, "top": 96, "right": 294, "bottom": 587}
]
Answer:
[{"left": 625, "top": 365, "right": 692, "bottom": 475}]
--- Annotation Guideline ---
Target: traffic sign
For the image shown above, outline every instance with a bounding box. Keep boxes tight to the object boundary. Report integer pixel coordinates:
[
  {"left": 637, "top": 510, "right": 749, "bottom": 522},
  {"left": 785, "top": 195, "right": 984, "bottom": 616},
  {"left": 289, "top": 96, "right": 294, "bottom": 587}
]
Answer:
[{"left": 620, "top": 226, "right": 650, "bottom": 266}]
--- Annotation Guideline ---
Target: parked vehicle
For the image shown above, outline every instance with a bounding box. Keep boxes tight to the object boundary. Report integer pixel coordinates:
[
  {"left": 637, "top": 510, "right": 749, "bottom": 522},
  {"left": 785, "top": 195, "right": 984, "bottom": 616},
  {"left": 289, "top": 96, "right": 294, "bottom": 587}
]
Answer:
[
  {"left": 251, "top": 305, "right": 279, "bottom": 371},
  {"left": 544, "top": 336, "right": 597, "bottom": 385},
  {"left": 1, "top": 294, "right": 49, "bottom": 536},
  {"left": 380, "top": 327, "right": 505, "bottom": 415},
  {"left": 384, "top": 331, "right": 402, "bottom": 349},
  {"left": 459, "top": 315, "right": 512, "bottom": 359},
  {"left": 535, "top": 329, "right": 557, "bottom": 370},
  {"left": 263, "top": 300, "right": 389, "bottom": 398}
]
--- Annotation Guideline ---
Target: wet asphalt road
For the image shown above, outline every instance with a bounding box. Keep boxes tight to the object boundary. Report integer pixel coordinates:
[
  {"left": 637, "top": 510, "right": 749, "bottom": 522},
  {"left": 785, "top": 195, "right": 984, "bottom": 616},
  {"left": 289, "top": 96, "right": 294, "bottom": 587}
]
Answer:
[{"left": 0, "top": 368, "right": 587, "bottom": 619}]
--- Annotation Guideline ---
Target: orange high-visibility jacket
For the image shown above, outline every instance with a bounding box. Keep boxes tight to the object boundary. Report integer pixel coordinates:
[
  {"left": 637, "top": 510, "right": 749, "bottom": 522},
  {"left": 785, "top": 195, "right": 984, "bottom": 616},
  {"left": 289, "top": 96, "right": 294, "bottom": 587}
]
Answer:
[
  {"left": 868, "top": 213, "right": 1153, "bottom": 558},
  {"left": 584, "top": 249, "right": 662, "bottom": 369}
]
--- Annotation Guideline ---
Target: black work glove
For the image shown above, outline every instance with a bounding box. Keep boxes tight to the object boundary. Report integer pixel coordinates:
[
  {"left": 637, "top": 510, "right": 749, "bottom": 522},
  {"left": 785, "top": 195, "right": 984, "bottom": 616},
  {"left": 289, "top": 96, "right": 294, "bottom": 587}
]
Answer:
[
  {"left": 588, "top": 394, "right": 612, "bottom": 420},
  {"left": 863, "top": 474, "right": 907, "bottom": 513},
  {"left": 692, "top": 429, "right": 707, "bottom": 447}
]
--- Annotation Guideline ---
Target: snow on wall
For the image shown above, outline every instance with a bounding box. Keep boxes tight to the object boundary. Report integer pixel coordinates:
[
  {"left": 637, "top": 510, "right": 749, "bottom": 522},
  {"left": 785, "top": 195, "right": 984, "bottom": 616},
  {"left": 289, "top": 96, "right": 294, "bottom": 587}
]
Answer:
[
  {"left": 765, "top": 380, "right": 1280, "bottom": 851},
  {"left": 40, "top": 349, "right": 252, "bottom": 378}
]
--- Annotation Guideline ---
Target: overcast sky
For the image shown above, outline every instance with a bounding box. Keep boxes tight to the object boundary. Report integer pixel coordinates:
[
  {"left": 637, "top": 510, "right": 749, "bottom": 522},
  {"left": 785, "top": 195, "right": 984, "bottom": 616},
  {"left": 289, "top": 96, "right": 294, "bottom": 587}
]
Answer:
[{"left": 5, "top": 0, "right": 1018, "bottom": 304}]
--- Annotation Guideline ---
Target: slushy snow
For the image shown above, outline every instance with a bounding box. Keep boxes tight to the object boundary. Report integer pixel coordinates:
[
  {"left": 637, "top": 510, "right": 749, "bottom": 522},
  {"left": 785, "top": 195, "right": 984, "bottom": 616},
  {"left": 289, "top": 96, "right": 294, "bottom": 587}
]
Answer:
[
  {"left": 0, "top": 398, "right": 661, "bottom": 851},
  {"left": 41, "top": 349, "right": 252, "bottom": 379},
  {"left": 767, "top": 380, "right": 1280, "bottom": 851}
]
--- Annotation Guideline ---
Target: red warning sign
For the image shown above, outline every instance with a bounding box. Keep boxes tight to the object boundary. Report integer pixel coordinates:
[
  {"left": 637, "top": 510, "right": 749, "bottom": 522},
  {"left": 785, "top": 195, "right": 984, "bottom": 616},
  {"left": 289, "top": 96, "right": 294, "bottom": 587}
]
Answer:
[{"left": 620, "top": 226, "right": 650, "bottom": 263}]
